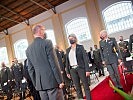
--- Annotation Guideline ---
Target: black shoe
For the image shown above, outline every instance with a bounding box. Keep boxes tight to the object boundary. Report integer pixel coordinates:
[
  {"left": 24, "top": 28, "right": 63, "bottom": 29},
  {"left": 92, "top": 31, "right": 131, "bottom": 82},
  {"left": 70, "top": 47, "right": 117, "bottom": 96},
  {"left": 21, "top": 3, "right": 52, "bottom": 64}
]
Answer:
[
  {"left": 118, "top": 87, "right": 124, "bottom": 91},
  {"left": 99, "top": 74, "right": 102, "bottom": 77}
]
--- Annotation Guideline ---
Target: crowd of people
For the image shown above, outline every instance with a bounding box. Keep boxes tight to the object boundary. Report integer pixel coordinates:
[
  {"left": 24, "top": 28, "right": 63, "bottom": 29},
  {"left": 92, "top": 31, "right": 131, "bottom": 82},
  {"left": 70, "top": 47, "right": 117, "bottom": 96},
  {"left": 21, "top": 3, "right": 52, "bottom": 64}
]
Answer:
[{"left": 0, "top": 24, "right": 132, "bottom": 100}]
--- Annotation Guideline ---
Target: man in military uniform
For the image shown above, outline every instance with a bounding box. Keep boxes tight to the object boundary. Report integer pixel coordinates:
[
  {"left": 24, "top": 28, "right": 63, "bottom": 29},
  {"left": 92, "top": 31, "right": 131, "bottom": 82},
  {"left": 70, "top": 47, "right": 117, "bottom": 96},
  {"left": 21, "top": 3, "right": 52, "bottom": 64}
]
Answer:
[
  {"left": 118, "top": 36, "right": 131, "bottom": 70},
  {"left": 0, "top": 62, "right": 13, "bottom": 100},
  {"left": 11, "top": 58, "right": 24, "bottom": 99},
  {"left": 93, "top": 45, "right": 105, "bottom": 77},
  {"left": 99, "top": 30, "right": 123, "bottom": 91}
]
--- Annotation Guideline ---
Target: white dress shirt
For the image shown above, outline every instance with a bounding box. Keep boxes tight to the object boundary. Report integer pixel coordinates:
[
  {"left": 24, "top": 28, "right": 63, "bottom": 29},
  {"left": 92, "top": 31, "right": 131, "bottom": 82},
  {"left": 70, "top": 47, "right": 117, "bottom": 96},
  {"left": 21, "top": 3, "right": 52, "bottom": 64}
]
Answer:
[{"left": 69, "top": 47, "right": 78, "bottom": 66}]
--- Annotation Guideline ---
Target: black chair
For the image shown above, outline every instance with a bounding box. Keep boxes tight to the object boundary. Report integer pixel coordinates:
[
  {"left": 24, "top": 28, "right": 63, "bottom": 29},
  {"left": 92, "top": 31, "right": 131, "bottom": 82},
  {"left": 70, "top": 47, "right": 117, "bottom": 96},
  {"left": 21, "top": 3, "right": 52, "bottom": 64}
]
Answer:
[{"left": 89, "top": 65, "right": 99, "bottom": 84}]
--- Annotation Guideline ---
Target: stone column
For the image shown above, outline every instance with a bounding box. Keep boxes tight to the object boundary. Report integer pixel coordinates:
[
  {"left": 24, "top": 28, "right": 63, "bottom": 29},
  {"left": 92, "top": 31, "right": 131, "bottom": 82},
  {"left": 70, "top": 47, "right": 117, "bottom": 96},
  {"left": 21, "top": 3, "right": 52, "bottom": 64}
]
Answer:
[
  {"left": 52, "top": 14, "right": 68, "bottom": 51},
  {"left": 5, "top": 35, "right": 14, "bottom": 65},
  {"left": 85, "top": 0, "right": 104, "bottom": 46},
  {"left": 25, "top": 25, "right": 34, "bottom": 45}
]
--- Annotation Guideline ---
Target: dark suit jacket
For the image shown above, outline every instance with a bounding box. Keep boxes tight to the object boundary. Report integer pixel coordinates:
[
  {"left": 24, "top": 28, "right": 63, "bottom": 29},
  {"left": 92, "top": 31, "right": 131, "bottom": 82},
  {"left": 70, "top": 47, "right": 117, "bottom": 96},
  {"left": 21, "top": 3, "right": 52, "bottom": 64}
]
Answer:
[
  {"left": 99, "top": 37, "right": 122, "bottom": 65},
  {"left": 23, "top": 59, "right": 31, "bottom": 81},
  {"left": 119, "top": 41, "right": 130, "bottom": 58},
  {"left": 26, "top": 37, "right": 63, "bottom": 91},
  {"left": 129, "top": 34, "right": 133, "bottom": 52},
  {"left": 0, "top": 67, "right": 11, "bottom": 85},
  {"left": 93, "top": 49, "right": 102, "bottom": 63},
  {"left": 11, "top": 63, "right": 23, "bottom": 82},
  {"left": 88, "top": 51, "right": 94, "bottom": 63},
  {"left": 66, "top": 44, "right": 90, "bottom": 74},
  {"left": 55, "top": 49, "right": 64, "bottom": 72}
]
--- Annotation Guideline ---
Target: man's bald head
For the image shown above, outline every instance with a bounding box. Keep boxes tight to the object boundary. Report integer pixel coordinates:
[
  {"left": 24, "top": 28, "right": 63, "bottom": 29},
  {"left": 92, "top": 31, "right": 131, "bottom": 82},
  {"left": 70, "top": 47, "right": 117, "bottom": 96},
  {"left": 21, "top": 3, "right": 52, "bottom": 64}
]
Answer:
[{"left": 100, "top": 30, "right": 108, "bottom": 40}]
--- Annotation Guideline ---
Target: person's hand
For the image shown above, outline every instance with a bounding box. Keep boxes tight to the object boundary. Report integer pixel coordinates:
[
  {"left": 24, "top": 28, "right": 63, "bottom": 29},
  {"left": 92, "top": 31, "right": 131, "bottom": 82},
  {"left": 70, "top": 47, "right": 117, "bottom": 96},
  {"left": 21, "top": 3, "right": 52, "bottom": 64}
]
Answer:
[
  {"left": 61, "top": 71, "right": 63, "bottom": 74},
  {"left": 67, "top": 74, "right": 71, "bottom": 79},
  {"left": 102, "top": 61, "right": 105, "bottom": 65},
  {"left": 86, "top": 72, "right": 90, "bottom": 77},
  {"left": 118, "top": 59, "right": 122, "bottom": 64},
  {"left": 59, "top": 82, "right": 64, "bottom": 89}
]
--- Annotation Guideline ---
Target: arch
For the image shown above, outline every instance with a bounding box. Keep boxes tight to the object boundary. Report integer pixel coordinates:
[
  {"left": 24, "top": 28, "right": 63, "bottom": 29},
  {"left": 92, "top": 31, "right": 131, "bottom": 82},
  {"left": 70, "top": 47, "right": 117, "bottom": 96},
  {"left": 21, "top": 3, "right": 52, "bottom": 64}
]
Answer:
[
  {"left": 14, "top": 39, "right": 28, "bottom": 60},
  {"left": 45, "top": 29, "right": 56, "bottom": 46},
  {"left": 65, "top": 17, "right": 91, "bottom": 42},
  {"left": 102, "top": 1, "right": 133, "bottom": 33},
  {"left": 0, "top": 47, "right": 9, "bottom": 64}
]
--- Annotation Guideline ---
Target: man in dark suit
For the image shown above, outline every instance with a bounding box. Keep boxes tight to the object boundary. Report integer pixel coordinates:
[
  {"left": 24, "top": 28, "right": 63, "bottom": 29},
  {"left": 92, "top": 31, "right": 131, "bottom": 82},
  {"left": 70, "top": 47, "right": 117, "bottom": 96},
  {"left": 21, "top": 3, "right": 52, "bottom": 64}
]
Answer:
[
  {"left": 93, "top": 45, "right": 105, "bottom": 76},
  {"left": 99, "top": 30, "right": 123, "bottom": 91},
  {"left": 26, "top": 25, "right": 64, "bottom": 100},
  {"left": 118, "top": 36, "right": 131, "bottom": 70},
  {"left": 88, "top": 47, "right": 94, "bottom": 64},
  {"left": 129, "top": 34, "right": 133, "bottom": 53},
  {"left": 0, "top": 62, "right": 13, "bottom": 100},
  {"left": 66, "top": 34, "right": 91, "bottom": 100},
  {"left": 11, "top": 58, "right": 24, "bottom": 99},
  {"left": 11, "top": 58, "right": 23, "bottom": 91},
  {"left": 23, "top": 59, "right": 41, "bottom": 100}
]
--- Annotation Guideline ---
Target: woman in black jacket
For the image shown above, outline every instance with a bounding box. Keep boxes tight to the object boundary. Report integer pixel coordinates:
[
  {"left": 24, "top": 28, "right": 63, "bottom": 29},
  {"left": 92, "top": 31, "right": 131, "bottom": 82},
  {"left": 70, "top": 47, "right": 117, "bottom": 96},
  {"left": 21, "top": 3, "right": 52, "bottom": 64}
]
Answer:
[{"left": 66, "top": 34, "right": 91, "bottom": 100}]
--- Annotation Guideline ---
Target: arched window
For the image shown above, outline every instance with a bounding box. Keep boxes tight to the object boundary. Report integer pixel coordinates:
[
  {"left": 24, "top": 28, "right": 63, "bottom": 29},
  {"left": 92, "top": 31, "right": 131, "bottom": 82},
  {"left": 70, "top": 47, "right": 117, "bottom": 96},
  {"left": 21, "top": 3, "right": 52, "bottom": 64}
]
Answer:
[
  {"left": 0, "top": 47, "right": 9, "bottom": 64},
  {"left": 102, "top": 1, "right": 133, "bottom": 33},
  {"left": 65, "top": 17, "right": 91, "bottom": 42},
  {"left": 45, "top": 29, "right": 56, "bottom": 46},
  {"left": 14, "top": 39, "right": 28, "bottom": 60}
]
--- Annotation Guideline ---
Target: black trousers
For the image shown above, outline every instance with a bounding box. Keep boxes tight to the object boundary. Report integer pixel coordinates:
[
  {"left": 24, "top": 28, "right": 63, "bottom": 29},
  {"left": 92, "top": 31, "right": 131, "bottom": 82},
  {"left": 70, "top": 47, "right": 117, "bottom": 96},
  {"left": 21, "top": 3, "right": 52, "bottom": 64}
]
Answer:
[
  {"left": 70, "top": 67, "right": 91, "bottom": 100},
  {"left": 27, "top": 80, "right": 41, "bottom": 100},
  {"left": 1, "top": 83, "right": 13, "bottom": 100},
  {"left": 94, "top": 62, "right": 105, "bottom": 75},
  {"left": 39, "top": 88, "right": 64, "bottom": 100}
]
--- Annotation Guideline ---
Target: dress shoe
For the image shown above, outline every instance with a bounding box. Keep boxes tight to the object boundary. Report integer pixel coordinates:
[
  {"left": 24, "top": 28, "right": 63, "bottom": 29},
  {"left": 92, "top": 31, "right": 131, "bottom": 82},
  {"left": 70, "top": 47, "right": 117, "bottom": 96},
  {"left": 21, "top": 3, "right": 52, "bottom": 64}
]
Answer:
[
  {"left": 99, "top": 74, "right": 102, "bottom": 77},
  {"left": 118, "top": 87, "right": 124, "bottom": 91}
]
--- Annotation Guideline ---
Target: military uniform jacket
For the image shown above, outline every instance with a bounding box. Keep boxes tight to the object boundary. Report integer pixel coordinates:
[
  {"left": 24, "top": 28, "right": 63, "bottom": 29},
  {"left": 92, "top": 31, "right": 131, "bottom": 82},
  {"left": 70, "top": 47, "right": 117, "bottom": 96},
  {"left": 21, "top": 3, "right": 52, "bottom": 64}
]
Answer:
[
  {"left": 0, "top": 67, "right": 11, "bottom": 85},
  {"left": 11, "top": 63, "right": 23, "bottom": 82},
  {"left": 119, "top": 41, "right": 130, "bottom": 58},
  {"left": 99, "top": 37, "right": 122, "bottom": 65},
  {"left": 93, "top": 49, "right": 102, "bottom": 63}
]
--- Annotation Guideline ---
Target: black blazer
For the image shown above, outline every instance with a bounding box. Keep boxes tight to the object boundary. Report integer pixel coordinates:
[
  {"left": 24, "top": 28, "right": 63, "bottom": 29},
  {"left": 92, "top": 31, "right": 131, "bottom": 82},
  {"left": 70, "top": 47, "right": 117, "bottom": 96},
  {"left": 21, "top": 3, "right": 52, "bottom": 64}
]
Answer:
[
  {"left": 129, "top": 34, "right": 133, "bottom": 52},
  {"left": 26, "top": 37, "right": 63, "bottom": 91},
  {"left": 88, "top": 51, "right": 94, "bottom": 63},
  {"left": 55, "top": 49, "right": 64, "bottom": 72},
  {"left": 119, "top": 41, "right": 130, "bottom": 58},
  {"left": 66, "top": 44, "right": 90, "bottom": 74}
]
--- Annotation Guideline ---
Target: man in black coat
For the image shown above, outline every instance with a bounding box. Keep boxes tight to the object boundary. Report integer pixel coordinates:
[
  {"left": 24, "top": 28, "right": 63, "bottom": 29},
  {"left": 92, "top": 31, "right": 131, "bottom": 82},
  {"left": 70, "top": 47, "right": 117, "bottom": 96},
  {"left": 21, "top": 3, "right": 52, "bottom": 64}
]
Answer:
[
  {"left": 26, "top": 25, "right": 64, "bottom": 100},
  {"left": 11, "top": 58, "right": 23, "bottom": 92},
  {"left": 0, "top": 62, "right": 13, "bottom": 100},
  {"left": 88, "top": 47, "right": 94, "bottom": 64},
  {"left": 118, "top": 36, "right": 132, "bottom": 70},
  {"left": 23, "top": 59, "right": 41, "bottom": 100},
  {"left": 129, "top": 34, "right": 133, "bottom": 53},
  {"left": 93, "top": 45, "right": 105, "bottom": 76}
]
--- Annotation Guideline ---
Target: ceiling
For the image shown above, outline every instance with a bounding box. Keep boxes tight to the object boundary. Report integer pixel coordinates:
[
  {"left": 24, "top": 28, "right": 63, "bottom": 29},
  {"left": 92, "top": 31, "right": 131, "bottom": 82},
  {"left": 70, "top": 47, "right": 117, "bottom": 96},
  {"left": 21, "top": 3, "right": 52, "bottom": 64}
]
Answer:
[{"left": 0, "top": 0, "right": 69, "bottom": 34}]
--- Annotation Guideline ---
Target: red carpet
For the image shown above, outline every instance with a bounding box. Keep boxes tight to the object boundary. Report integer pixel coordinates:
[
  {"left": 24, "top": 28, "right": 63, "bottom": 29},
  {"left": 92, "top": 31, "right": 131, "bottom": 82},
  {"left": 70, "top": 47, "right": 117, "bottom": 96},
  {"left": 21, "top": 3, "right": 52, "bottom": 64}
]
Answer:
[{"left": 91, "top": 74, "right": 133, "bottom": 100}]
